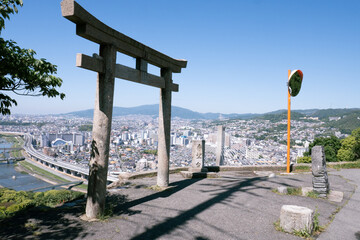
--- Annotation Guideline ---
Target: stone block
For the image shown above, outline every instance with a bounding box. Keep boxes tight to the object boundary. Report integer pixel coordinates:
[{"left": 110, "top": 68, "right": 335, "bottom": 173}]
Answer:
[
  {"left": 313, "top": 190, "right": 327, "bottom": 198},
  {"left": 277, "top": 186, "right": 288, "bottom": 194},
  {"left": 191, "top": 140, "right": 205, "bottom": 168},
  {"left": 280, "top": 205, "right": 313, "bottom": 233},
  {"left": 328, "top": 190, "right": 344, "bottom": 203},
  {"left": 313, "top": 176, "right": 328, "bottom": 183},
  {"left": 301, "top": 187, "right": 313, "bottom": 196},
  {"left": 180, "top": 171, "right": 218, "bottom": 179},
  {"left": 313, "top": 183, "right": 329, "bottom": 189},
  {"left": 188, "top": 167, "right": 208, "bottom": 173},
  {"left": 254, "top": 171, "right": 274, "bottom": 177},
  {"left": 119, "top": 172, "right": 131, "bottom": 180},
  {"left": 268, "top": 173, "right": 276, "bottom": 178}
]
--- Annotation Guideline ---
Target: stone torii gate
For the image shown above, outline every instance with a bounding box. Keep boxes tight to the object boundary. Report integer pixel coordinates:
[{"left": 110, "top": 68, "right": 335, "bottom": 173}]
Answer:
[{"left": 61, "top": 0, "right": 187, "bottom": 219}]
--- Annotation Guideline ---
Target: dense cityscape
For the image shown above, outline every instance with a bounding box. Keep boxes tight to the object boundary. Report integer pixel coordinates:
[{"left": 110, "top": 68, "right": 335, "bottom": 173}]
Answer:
[{"left": 0, "top": 112, "right": 349, "bottom": 175}]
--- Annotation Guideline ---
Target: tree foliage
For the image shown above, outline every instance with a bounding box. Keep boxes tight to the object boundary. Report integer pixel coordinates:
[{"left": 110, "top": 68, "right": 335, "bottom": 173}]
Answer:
[
  {"left": 337, "top": 136, "right": 356, "bottom": 162},
  {"left": 78, "top": 124, "right": 92, "bottom": 132},
  {"left": 0, "top": 0, "right": 65, "bottom": 115},
  {"left": 337, "top": 128, "right": 360, "bottom": 162},
  {"left": 304, "top": 135, "right": 341, "bottom": 162}
]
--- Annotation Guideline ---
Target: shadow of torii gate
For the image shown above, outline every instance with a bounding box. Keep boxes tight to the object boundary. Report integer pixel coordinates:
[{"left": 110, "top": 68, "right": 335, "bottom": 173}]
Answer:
[{"left": 61, "top": 0, "right": 187, "bottom": 218}]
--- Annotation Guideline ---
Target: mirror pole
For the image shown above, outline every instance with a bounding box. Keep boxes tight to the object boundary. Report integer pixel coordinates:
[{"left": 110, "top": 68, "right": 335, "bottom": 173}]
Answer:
[{"left": 287, "top": 69, "right": 291, "bottom": 173}]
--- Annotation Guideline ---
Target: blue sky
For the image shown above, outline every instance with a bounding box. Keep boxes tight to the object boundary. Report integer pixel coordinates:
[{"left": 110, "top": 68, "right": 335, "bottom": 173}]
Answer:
[{"left": 2, "top": 0, "right": 359, "bottom": 115}]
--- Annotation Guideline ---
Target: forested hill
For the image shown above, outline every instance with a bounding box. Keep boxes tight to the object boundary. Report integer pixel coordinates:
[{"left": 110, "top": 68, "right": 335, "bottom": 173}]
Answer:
[
  {"left": 308, "top": 108, "right": 360, "bottom": 120},
  {"left": 65, "top": 105, "right": 360, "bottom": 123},
  {"left": 324, "top": 110, "right": 360, "bottom": 134},
  {"left": 255, "top": 111, "right": 306, "bottom": 122}
]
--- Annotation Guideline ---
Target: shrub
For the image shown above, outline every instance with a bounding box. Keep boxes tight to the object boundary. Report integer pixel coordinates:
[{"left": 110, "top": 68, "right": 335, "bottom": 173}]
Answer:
[
  {"left": 34, "top": 192, "right": 44, "bottom": 200},
  {"left": 6, "top": 199, "right": 35, "bottom": 215},
  {"left": 0, "top": 188, "right": 84, "bottom": 219},
  {"left": 297, "top": 156, "right": 311, "bottom": 163},
  {"left": 41, "top": 190, "right": 83, "bottom": 207}
]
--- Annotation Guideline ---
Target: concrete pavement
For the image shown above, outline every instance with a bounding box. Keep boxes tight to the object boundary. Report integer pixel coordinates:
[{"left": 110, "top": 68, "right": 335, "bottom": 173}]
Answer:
[
  {"left": 0, "top": 169, "right": 358, "bottom": 239},
  {"left": 318, "top": 169, "right": 360, "bottom": 240}
]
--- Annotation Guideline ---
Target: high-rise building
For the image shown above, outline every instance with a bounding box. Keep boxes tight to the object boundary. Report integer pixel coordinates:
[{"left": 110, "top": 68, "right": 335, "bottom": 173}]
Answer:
[{"left": 42, "top": 133, "right": 85, "bottom": 147}]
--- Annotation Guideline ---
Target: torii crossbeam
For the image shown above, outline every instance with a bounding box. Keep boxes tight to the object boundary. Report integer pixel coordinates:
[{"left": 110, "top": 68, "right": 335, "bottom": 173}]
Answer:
[{"left": 61, "top": 0, "right": 187, "bottom": 219}]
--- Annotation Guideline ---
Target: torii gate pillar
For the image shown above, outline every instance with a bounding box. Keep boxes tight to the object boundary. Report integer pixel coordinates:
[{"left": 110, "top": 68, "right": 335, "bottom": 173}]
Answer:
[
  {"left": 86, "top": 44, "right": 116, "bottom": 218},
  {"left": 157, "top": 68, "right": 172, "bottom": 187},
  {"left": 61, "top": 0, "right": 187, "bottom": 219}
]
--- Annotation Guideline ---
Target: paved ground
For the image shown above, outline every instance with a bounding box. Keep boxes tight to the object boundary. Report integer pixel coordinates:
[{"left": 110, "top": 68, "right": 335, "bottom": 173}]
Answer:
[
  {"left": 0, "top": 169, "right": 357, "bottom": 240},
  {"left": 318, "top": 169, "right": 360, "bottom": 240}
]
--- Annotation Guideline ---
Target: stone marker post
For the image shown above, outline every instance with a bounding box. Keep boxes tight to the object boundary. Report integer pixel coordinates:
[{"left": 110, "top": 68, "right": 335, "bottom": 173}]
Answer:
[
  {"left": 216, "top": 125, "right": 225, "bottom": 166},
  {"left": 311, "top": 146, "right": 329, "bottom": 197},
  {"left": 189, "top": 140, "right": 207, "bottom": 172}
]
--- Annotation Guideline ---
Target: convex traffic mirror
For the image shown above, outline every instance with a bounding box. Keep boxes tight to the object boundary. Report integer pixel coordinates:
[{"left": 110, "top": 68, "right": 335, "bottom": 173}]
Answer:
[{"left": 288, "top": 70, "right": 303, "bottom": 97}]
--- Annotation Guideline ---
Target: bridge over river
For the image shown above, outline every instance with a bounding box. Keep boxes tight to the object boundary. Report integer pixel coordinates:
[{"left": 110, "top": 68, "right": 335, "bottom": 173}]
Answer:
[
  {"left": 0, "top": 145, "right": 25, "bottom": 163},
  {"left": 0, "top": 157, "right": 25, "bottom": 163}
]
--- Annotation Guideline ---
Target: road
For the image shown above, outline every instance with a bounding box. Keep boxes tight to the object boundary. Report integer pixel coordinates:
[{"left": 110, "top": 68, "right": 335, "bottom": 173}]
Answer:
[{"left": 23, "top": 134, "right": 118, "bottom": 182}]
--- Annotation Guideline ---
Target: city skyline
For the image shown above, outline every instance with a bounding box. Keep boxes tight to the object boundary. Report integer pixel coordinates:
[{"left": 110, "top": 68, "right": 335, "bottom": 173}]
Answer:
[{"left": 2, "top": 0, "right": 359, "bottom": 115}]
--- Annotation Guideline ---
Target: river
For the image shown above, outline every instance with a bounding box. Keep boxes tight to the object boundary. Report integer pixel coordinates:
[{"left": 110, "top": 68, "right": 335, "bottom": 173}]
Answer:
[{"left": 0, "top": 140, "right": 50, "bottom": 191}]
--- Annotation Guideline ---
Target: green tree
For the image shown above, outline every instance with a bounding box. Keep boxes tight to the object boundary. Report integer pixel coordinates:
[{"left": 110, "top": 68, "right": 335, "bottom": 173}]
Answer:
[
  {"left": 304, "top": 135, "right": 341, "bottom": 162},
  {"left": 0, "top": 0, "right": 64, "bottom": 115},
  {"left": 352, "top": 128, "right": 360, "bottom": 159},
  {"left": 337, "top": 136, "right": 356, "bottom": 162},
  {"left": 337, "top": 128, "right": 360, "bottom": 162},
  {"left": 78, "top": 124, "right": 92, "bottom": 132}
]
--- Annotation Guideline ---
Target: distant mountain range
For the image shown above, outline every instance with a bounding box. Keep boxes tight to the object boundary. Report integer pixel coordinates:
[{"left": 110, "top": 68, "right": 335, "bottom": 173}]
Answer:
[
  {"left": 64, "top": 104, "right": 360, "bottom": 121},
  {"left": 65, "top": 104, "right": 258, "bottom": 119}
]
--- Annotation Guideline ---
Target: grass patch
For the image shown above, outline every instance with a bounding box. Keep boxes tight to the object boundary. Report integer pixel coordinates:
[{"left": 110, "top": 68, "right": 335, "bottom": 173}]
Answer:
[
  {"left": 273, "top": 220, "right": 283, "bottom": 232},
  {"left": 328, "top": 161, "right": 360, "bottom": 170},
  {"left": 146, "top": 185, "right": 176, "bottom": 192},
  {"left": 293, "top": 228, "right": 311, "bottom": 239},
  {"left": 293, "top": 165, "right": 311, "bottom": 173},
  {"left": 25, "top": 220, "right": 41, "bottom": 236},
  {"left": 272, "top": 188, "right": 279, "bottom": 194},
  {"left": 25, "top": 221, "right": 38, "bottom": 230},
  {"left": 146, "top": 185, "right": 166, "bottom": 191},
  {"left": 18, "top": 161, "right": 88, "bottom": 192},
  {"left": 18, "top": 161, "right": 70, "bottom": 183},
  {"left": 306, "top": 191, "right": 320, "bottom": 199},
  {"left": 287, "top": 187, "right": 302, "bottom": 195},
  {"left": 77, "top": 184, "right": 88, "bottom": 190},
  {"left": 97, "top": 206, "right": 113, "bottom": 221},
  {"left": 33, "top": 231, "right": 42, "bottom": 236},
  {"left": 313, "top": 208, "right": 325, "bottom": 234},
  {"left": 96, "top": 195, "right": 128, "bottom": 221},
  {"left": 273, "top": 187, "right": 322, "bottom": 200}
]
